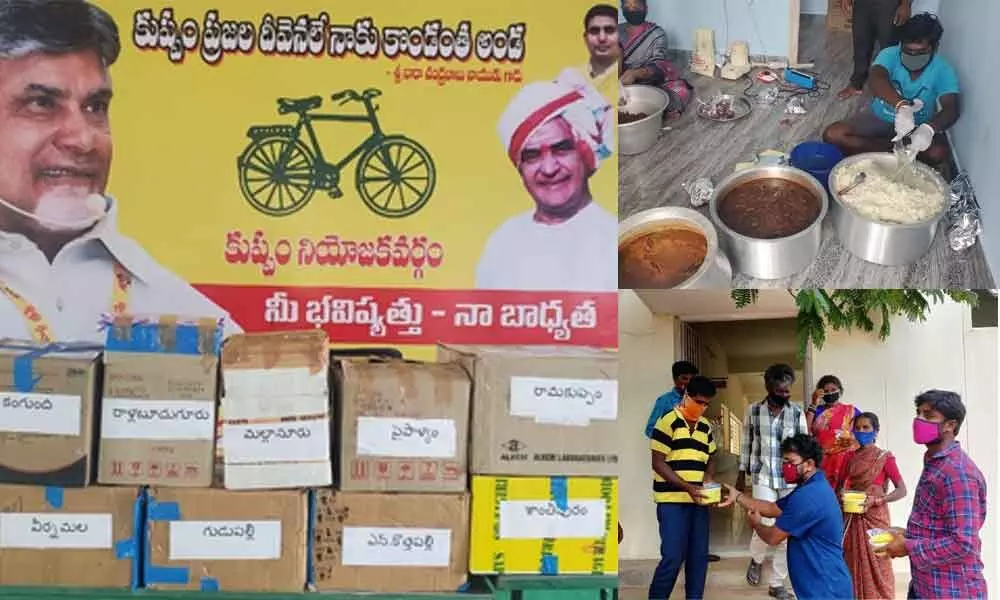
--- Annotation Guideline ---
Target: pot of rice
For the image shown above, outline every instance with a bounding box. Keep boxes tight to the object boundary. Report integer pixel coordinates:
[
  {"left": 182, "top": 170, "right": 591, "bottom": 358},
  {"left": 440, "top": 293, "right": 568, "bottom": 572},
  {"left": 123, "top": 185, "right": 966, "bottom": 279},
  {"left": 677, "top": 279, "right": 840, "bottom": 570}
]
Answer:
[{"left": 829, "top": 153, "right": 949, "bottom": 266}]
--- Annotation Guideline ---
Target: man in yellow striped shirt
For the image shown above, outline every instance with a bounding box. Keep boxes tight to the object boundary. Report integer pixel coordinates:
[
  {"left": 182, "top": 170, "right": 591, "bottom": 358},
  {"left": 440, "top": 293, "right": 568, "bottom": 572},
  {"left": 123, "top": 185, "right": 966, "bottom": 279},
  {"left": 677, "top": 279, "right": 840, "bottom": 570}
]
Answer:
[{"left": 648, "top": 375, "right": 718, "bottom": 600}]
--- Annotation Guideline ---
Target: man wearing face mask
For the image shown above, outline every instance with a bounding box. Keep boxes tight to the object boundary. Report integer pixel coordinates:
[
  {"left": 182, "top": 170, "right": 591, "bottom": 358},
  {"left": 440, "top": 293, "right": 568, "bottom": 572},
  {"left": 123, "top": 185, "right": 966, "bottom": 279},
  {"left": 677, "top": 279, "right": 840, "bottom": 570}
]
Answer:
[
  {"left": 823, "top": 13, "right": 960, "bottom": 170},
  {"left": 734, "top": 364, "right": 807, "bottom": 600},
  {"left": 648, "top": 375, "right": 717, "bottom": 600},
  {"left": 720, "top": 434, "right": 853, "bottom": 600},
  {"left": 882, "top": 390, "right": 987, "bottom": 600},
  {"left": 0, "top": 0, "right": 241, "bottom": 343}
]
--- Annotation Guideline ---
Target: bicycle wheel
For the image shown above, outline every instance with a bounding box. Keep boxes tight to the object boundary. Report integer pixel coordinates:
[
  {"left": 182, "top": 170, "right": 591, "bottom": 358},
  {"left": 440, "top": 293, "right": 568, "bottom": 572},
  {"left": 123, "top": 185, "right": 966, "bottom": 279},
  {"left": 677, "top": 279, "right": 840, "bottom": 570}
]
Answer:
[
  {"left": 355, "top": 136, "right": 436, "bottom": 219},
  {"left": 237, "top": 137, "right": 317, "bottom": 217}
]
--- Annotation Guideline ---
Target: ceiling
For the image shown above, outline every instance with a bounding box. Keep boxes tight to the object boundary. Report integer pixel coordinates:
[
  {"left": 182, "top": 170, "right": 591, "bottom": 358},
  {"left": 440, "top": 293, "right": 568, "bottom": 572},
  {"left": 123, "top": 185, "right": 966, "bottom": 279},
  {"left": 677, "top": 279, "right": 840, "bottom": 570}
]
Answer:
[{"left": 635, "top": 289, "right": 799, "bottom": 321}]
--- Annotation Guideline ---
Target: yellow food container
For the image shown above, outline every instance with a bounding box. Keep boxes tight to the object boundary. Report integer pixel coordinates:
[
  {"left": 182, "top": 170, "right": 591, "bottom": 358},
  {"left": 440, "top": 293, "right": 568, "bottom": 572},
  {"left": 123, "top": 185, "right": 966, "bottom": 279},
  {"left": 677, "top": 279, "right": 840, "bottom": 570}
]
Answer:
[
  {"left": 470, "top": 475, "right": 618, "bottom": 575},
  {"left": 867, "top": 528, "right": 894, "bottom": 549},
  {"left": 699, "top": 483, "right": 722, "bottom": 504},
  {"left": 842, "top": 490, "right": 867, "bottom": 514}
]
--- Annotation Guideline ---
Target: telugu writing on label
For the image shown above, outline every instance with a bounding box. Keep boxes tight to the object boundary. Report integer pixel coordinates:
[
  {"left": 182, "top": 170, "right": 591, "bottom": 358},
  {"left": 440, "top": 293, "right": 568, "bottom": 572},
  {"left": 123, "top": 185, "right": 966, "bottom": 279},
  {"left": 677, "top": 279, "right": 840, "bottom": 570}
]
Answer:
[
  {"left": 222, "top": 419, "right": 330, "bottom": 464},
  {"left": 0, "top": 392, "right": 82, "bottom": 436},
  {"left": 356, "top": 417, "right": 457, "bottom": 458},
  {"left": 341, "top": 527, "right": 451, "bottom": 567},
  {"left": 169, "top": 520, "right": 282, "bottom": 560},
  {"left": 101, "top": 399, "right": 216, "bottom": 441},
  {"left": 0, "top": 514, "right": 113, "bottom": 549},
  {"left": 509, "top": 377, "right": 618, "bottom": 425},
  {"left": 499, "top": 500, "right": 607, "bottom": 540},
  {"left": 132, "top": 9, "right": 527, "bottom": 65}
]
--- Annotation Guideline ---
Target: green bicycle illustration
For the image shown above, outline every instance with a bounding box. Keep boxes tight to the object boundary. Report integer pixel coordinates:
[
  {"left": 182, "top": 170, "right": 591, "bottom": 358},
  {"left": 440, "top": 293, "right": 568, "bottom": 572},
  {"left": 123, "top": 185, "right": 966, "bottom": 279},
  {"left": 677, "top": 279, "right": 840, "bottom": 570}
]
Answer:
[{"left": 236, "top": 88, "right": 436, "bottom": 218}]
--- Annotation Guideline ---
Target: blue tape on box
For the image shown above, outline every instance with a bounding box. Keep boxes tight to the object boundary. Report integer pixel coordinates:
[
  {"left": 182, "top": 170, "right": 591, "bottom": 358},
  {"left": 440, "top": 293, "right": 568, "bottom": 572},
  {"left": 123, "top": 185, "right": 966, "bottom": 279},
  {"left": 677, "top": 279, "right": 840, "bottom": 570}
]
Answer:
[
  {"left": 550, "top": 476, "right": 568, "bottom": 511},
  {"left": 44, "top": 486, "right": 64, "bottom": 509},
  {"left": 306, "top": 490, "right": 317, "bottom": 587},
  {"left": 540, "top": 554, "right": 559, "bottom": 575},
  {"left": 2, "top": 342, "right": 103, "bottom": 393},
  {"left": 104, "top": 320, "right": 223, "bottom": 356},
  {"left": 143, "top": 496, "right": 190, "bottom": 586},
  {"left": 200, "top": 577, "right": 220, "bottom": 592}
]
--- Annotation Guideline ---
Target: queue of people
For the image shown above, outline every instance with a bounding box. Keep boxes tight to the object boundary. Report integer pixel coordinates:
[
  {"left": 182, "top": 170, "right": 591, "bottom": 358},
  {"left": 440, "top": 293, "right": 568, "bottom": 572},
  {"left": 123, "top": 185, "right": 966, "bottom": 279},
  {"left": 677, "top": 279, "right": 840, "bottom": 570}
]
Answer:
[{"left": 646, "top": 361, "right": 988, "bottom": 600}]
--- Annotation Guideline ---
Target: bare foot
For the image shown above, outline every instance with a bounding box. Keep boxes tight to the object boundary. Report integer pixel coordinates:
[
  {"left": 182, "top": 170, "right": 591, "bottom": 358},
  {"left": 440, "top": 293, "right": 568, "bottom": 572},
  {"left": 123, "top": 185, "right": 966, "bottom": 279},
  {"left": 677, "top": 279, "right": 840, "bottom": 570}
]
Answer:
[{"left": 837, "top": 86, "right": 863, "bottom": 100}]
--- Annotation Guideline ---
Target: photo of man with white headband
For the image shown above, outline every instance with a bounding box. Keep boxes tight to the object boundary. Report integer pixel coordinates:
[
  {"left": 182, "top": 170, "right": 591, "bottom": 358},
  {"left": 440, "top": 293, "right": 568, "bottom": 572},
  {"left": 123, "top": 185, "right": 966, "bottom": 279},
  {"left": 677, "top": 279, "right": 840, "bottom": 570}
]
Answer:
[{"left": 0, "top": 0, "right": 239, "bottom": 343}]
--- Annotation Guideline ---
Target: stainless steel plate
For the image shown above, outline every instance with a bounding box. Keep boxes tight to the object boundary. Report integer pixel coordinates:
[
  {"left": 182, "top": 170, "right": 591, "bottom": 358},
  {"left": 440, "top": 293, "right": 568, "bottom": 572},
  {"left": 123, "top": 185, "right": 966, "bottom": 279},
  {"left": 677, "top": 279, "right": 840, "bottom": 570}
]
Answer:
[{"left": 697, "top": 95, "right": 752, "bottom": 123}]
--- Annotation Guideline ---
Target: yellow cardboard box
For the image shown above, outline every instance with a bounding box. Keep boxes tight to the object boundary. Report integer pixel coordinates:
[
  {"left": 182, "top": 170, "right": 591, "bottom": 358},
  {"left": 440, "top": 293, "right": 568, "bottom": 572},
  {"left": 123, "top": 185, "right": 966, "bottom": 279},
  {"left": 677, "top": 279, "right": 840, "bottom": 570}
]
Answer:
[{"left": 470, "top": 475, "right": 617, "bottom": 575}]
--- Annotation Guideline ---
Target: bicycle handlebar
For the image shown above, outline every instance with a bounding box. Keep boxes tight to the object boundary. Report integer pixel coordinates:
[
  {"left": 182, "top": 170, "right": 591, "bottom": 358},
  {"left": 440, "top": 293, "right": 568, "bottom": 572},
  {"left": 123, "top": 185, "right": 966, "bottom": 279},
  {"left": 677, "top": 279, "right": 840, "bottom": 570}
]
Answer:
[{"left": 330, "top": 88, "right": 382, "bottom": 105}]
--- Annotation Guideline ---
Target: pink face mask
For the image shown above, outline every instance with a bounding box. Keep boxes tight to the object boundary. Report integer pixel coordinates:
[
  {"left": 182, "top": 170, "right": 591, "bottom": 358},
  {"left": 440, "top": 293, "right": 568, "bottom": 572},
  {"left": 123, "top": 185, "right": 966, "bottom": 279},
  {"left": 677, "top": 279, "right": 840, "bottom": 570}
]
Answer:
[{"left": 912, "top": 417, "right": 941, "bottom": 445}]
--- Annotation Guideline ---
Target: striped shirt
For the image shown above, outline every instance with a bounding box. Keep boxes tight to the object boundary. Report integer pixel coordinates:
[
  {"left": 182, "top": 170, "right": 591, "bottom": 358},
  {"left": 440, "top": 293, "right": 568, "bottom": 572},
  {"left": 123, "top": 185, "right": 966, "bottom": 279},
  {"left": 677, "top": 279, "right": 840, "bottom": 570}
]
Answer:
[
  {"left": 650, "top": 407, "right": 716, "bottom": 503},
  {"left": 739, "top": 399, "right": 808, "bottom": 490},
  {"left": 905, "top": 441, "right": 987, "bottom": 599}
]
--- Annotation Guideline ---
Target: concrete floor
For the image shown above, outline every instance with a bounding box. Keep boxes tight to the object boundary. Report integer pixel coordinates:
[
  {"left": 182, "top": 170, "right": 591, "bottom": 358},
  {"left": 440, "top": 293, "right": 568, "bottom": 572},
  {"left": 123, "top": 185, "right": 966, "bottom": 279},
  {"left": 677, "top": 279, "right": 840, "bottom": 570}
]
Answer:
[{"left": 620, "top": 557, "right": 912, "bottom": 599}]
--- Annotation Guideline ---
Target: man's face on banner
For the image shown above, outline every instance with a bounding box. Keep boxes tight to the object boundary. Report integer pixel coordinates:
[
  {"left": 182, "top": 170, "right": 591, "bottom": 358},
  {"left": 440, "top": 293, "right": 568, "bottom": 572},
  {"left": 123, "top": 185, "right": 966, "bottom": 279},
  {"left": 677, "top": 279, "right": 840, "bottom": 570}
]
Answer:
[
  {"left": 585, "top": 14, "right": 619, "bottom": 62},
  {"left": 517, "top": 117, "right": 587, "bottom": 213},
  {"left": 0, "top": 50, "right": 113, "bottom": 218}
]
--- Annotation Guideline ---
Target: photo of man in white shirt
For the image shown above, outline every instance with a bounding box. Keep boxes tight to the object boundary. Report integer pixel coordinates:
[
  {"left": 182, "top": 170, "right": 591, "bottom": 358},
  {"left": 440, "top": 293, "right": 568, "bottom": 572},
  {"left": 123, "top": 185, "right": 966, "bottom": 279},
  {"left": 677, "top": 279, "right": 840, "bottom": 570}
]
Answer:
[
  {"left": 476, "top": 73, "right": 616, "bottom": 292},
  {"left": 0, "top": 0, "right": 240, "bottom": 343}
]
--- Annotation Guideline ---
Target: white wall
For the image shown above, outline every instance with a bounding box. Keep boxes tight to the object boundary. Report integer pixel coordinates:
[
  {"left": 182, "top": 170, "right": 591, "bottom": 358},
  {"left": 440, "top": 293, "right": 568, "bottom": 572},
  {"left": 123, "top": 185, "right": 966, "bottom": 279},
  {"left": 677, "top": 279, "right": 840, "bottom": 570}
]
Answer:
[
  {"left": 642, "top": 0, "right": 794, "bottom": 59},
  {"left": 619, "top": 290, "right": 677, "bottom": 560},
  {"left": 810, "top": 301, "right": 997, "bottom": 587},
  {"left": 801, "top": 0, "right": 940, "bottom": 15},
  {"left": 939, "top": 0, "right": 1000, "bottom": 280}
]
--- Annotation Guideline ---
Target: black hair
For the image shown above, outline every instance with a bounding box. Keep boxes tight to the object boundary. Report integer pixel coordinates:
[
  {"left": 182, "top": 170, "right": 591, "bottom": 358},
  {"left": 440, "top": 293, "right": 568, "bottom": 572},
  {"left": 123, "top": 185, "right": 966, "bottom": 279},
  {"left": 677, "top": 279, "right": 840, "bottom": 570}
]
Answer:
[
  {"left": 898, "top": 13, "right": 944, "bottom": 48},
  {"left": 764, "top": 363, "right": 795, "bottom": 389},
  {"left": 854, "top": 411, "right": 880, "bottom": 432},
  {"left": 816, "top": 374, "right": 843, "bottom": 393},
  {"left": 780, "top": 433, "right": 824, "bottom": 467},
  {"left": 914, "top": 389, "right": 966, "bottom": 434},
  {"left": 584, "top": 4, "right": 618, "bottom": 29},
  {"left": 685, "top": 375, "right": 716, "bottom": 399},
  {"left": 0, "top": 0, "right": 120, "bottom": 65},
  {"left": 672, "top": 360, "right": 699, "bottom": 379}
]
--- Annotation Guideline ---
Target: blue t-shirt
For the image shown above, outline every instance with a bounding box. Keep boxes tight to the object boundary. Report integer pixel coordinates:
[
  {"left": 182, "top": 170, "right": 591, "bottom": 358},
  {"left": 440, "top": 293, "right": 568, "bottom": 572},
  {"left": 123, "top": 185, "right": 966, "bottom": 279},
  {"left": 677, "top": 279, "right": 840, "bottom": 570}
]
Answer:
[
  {"left": 644, "top": 388, "right": 683, "bottom": 438},
  {"left": 871, "top": 45, "right": 960, "bottom": 125},
  {"left": 775, "top": 472, "right": 853, "bottom": 600}
]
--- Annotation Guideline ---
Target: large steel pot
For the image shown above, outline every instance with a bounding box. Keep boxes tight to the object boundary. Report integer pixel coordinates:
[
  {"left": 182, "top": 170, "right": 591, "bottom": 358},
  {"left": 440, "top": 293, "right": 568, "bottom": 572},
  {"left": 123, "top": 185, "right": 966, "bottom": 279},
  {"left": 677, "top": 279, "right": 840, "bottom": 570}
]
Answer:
[
  {"left": 709, "top": 166, "right": 828, "bottom": 280},
  {"left": 618, "top": 207, "right": 733, "bottom": 289},
  {"left": 829, "top": 153, "right": 948, "bottom": 266},
  {"left": 619, "top": 85, "right": 669, "bottom": 156}
]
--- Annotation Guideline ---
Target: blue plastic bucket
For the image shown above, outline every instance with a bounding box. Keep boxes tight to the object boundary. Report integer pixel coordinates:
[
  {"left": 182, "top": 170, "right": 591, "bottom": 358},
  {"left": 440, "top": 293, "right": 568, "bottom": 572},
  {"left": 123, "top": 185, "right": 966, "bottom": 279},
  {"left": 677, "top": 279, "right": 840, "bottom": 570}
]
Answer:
[{"left": 790, "top": 141, "right": 844, "bottom": 192}]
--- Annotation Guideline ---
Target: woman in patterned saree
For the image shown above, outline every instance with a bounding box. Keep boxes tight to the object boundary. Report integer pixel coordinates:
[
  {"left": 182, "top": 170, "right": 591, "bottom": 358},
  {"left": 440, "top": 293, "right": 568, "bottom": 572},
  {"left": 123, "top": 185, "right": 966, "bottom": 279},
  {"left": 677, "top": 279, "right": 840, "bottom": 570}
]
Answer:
[
  {"left": 619, "top": 0, "right": 692, "bottom": 117},
  {"left": 806, "top": 374, "right": 861, "bottom": 487},
  {"left": 838, "top": 412, "right": 907, "bottom": 599}
]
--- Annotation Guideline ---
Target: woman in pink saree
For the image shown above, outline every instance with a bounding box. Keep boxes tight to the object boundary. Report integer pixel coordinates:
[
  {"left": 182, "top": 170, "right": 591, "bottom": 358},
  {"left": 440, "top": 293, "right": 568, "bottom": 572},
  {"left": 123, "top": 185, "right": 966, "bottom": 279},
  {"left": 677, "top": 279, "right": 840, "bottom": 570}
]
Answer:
[{"left": 619, "top": 0, "right": 692, "bottom": 117}]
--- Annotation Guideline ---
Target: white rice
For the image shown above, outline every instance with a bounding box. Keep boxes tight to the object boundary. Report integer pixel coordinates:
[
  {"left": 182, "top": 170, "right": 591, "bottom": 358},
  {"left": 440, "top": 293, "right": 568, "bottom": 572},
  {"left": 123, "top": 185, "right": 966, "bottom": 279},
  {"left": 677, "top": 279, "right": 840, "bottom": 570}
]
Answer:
[{"left": 832, "top": 158, "right": 945, "bottom": 224}]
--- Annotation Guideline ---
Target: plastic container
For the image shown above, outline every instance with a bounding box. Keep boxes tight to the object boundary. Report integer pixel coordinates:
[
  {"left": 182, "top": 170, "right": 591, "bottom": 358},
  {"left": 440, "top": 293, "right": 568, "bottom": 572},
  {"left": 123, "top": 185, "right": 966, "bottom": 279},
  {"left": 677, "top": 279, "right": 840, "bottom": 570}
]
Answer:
[
  {"left": 867, "top": 528, "right": 894, "bottom": 550},
  {"left": 790, "top": 141, "right": 844, "bottom": 193},
  {"left": 699, "top": 482, "right": 722, "bottom": 504},
  {"left": 842, "top": 490, "right": 867, "bottom": 514}
]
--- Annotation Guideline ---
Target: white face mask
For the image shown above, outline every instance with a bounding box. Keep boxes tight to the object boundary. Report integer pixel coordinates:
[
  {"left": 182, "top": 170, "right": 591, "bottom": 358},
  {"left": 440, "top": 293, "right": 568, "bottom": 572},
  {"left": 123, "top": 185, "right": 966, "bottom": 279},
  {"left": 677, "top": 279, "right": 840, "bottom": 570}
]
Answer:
[{"left": 0, "top": 188, "right": 107, "bottom": 233}]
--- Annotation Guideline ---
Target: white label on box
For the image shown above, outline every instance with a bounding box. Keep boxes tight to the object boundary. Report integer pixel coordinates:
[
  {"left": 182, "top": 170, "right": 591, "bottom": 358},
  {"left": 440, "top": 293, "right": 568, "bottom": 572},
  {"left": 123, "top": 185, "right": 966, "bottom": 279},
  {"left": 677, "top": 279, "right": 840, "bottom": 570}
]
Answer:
[
  {"left": 169, "top": 520, "right": 282, "bottom": 560},
  {"left": 499, "top": 500, "right": 607, "bottom": 539},
  {"left": 509, "top": 377, "right": 618, "bottom": 425},
  {"left": 0, "top": 392, "right": 81, "bottom": 436},
  {"left": 356, "top": 417, "right": 457, "bottom": 458},
  {"left": 222, "top": 418, "right": 329, "bottom": 464},
  {"left": 101, "top": 398, "right": 215, "bottom": 440},
  {"left": 0, "top": 513, "right": 112, "bottom": 549},
  {"left": 223, "top": 367, "right": 327, "bottom": 399},
  {"left": 341, "top": 527, "right": 451, "bottom": 567}
]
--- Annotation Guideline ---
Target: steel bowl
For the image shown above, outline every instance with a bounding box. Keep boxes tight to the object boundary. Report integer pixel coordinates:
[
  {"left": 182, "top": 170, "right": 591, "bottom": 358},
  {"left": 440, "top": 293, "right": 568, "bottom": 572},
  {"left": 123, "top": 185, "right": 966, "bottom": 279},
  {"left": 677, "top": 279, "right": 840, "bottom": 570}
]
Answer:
[
  {"left": 619, "top": 85, "right": 669, "bottom": 156},
  {"left": 709, "top": 165, "right": 829, "bottom": 280},
  {"left": 828, "top": 153, "right": 949, "bottom": 266},
  {"left": 618, "top": 207, "right": 733, "bottom": 289}
]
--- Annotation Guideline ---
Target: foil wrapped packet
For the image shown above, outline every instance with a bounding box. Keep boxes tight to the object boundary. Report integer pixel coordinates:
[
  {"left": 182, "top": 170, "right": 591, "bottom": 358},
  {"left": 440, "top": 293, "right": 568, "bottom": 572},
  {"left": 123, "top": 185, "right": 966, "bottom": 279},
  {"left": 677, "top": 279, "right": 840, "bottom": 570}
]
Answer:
[
  {"left": 683, "top": 177, "right": 714, "bottom": 208},
  {"left": 947, "top": 171, "right": 982, "bottom": 252},
  {"left": 785, "top": 97, "right": 808, "bottom": 115}
]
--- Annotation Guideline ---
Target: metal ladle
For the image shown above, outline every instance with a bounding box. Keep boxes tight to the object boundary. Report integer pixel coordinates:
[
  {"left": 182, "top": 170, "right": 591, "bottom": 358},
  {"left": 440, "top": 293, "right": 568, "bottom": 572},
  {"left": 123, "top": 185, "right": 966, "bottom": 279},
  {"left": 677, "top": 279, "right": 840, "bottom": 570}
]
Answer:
[{"left": 837, "top": 172, "right": 867, "bottom": 196}]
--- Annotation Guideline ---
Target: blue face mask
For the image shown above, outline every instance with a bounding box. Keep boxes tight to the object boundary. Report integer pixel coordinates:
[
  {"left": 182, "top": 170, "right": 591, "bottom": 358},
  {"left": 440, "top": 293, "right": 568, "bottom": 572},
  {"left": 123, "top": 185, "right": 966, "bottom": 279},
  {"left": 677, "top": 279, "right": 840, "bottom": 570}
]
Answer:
[{"left": 855, "top": 431, "right": 876, "bottom": 446}]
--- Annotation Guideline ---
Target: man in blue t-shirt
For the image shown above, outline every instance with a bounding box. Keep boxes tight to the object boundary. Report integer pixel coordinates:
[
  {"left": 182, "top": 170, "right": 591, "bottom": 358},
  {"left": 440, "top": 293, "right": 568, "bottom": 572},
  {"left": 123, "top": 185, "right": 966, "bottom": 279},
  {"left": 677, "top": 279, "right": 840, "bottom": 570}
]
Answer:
[
  {"left": 718, "top": 434, "right": 853, "bottom": 600},
  {"left": 824, "top": 13, "right": 960, "bottom": 169},
  {"left": 644, "top": 360, "right": 698, "bottom": 438}
]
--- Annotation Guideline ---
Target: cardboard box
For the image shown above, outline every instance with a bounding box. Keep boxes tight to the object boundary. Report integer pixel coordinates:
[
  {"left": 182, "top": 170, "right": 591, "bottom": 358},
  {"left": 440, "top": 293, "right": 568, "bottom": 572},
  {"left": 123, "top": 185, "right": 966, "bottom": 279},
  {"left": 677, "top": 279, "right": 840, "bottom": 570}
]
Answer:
[
  {"left": 220, "top": 330, "right": 332, "bottom": 489},
  {"left": 0, "top": 484, "right": 141, "bottom": 587},
  {"left": 98, "top": 318, "right": 221, "bottom": 487},
  {"left": 469, "top": 475, "right": 617, "bottom": 575},
  {"left": 0, "top": 341, "right": 100, "bottom": 486},
  {"left": 335, "top": 358, "right": 470, "bottom": 492},
  {"left": 313, "top": 490, "right": 469, "bottom": 592},
  {"left": 144, "top": 487, "right": 308, "bottom": 592},
  {"left": 438, "top": 345, "right": 619, "bottom": 476},
  {"left": 827, "top": 0, "right": 853, "bottom": 31}
]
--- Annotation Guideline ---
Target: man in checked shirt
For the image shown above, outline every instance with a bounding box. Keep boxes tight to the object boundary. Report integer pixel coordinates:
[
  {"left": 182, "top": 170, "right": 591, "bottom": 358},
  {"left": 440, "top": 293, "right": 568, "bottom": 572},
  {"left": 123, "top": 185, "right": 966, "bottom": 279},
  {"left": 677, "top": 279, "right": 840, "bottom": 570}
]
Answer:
[{"left": 884, "top": 390, "right": 987, "bottom": 599}]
